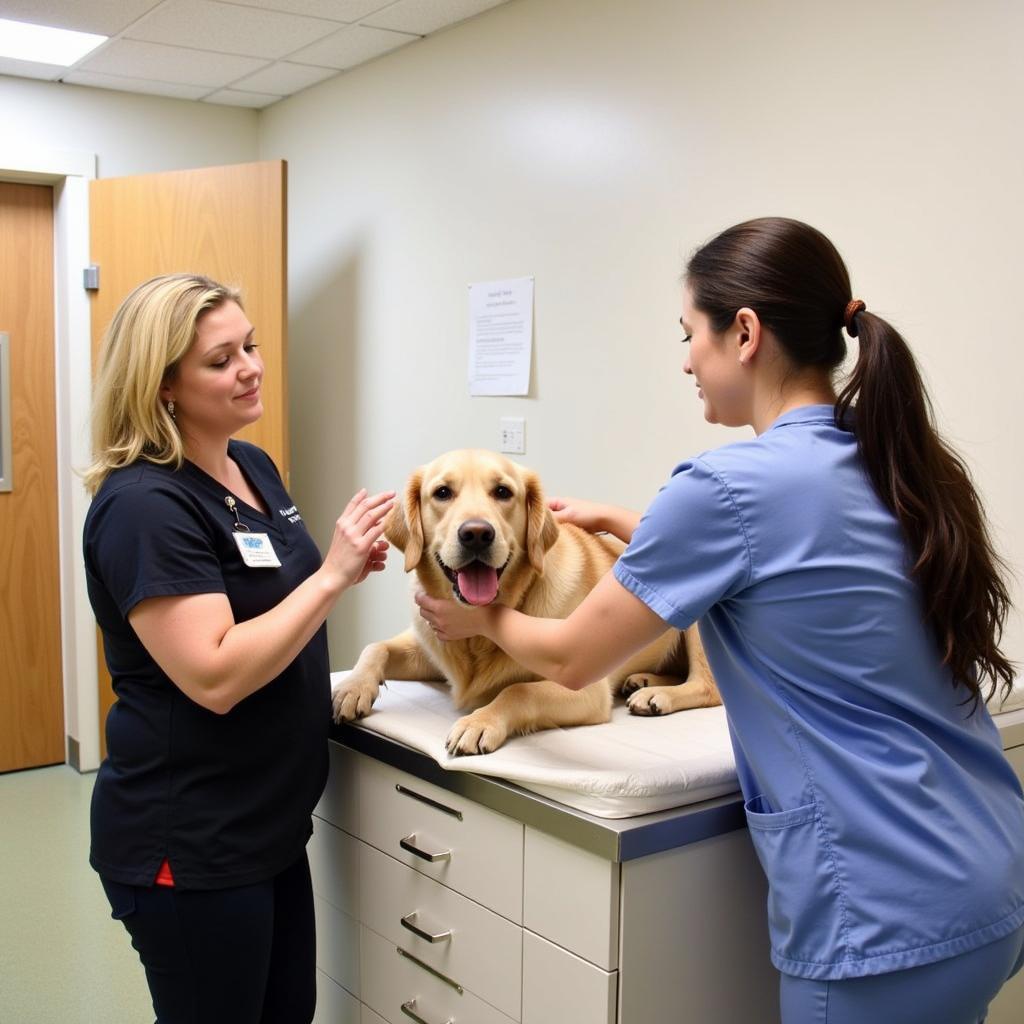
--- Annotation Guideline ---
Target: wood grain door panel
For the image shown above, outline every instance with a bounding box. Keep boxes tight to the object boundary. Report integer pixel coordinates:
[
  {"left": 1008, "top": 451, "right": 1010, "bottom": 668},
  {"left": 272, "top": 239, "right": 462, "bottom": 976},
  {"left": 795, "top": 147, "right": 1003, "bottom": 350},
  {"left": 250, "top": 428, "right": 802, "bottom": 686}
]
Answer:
[
  {"left": 89, "top": 161, "right": 288, "bottom": 758},
  {"left": 0, "top": 182, "right": 64, "bottom": 772}
]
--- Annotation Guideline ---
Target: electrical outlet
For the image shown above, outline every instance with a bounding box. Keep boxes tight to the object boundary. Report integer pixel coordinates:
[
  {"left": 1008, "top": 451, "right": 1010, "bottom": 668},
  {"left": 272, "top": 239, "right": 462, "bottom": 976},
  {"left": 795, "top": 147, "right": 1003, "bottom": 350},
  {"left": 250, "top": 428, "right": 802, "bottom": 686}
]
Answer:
[{"left": 499, "top": 416, "right": 525, "bottom": 454}]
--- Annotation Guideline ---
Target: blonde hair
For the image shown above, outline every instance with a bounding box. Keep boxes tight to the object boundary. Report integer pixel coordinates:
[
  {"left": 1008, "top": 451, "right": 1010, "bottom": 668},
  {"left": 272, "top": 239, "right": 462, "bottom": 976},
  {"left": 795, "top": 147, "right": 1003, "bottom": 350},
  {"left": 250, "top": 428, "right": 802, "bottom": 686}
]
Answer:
[{"left": 83, "top": 273, "right": 242, "bottom": 495}]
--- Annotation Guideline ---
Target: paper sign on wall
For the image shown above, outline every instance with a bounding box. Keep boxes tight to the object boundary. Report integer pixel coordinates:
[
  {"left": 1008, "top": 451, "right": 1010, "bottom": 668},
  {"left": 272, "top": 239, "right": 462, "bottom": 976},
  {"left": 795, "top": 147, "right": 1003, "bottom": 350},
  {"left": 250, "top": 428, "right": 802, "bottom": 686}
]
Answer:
[{"left": 468, "top": 277, "right": 533, "bottom": 396}]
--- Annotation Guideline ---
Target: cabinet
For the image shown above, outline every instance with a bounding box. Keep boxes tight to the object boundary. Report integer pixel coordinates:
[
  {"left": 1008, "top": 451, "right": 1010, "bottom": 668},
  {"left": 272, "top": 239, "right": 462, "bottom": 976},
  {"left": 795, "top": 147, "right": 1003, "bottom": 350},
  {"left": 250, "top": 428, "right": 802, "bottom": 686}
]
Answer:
[
  {"left": 311, "top": 710, "right": 1024, "bottom": 1023},
  {"left": 309, "top": 734, "right": 779, "bottom": 1024}
]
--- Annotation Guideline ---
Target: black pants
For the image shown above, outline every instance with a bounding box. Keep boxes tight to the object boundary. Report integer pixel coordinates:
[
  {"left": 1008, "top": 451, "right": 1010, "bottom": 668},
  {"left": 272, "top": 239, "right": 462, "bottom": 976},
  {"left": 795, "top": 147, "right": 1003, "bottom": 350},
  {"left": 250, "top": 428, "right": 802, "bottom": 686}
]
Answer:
[{"left": 101, "top": 851, "right": 316, "bottom": 1024}]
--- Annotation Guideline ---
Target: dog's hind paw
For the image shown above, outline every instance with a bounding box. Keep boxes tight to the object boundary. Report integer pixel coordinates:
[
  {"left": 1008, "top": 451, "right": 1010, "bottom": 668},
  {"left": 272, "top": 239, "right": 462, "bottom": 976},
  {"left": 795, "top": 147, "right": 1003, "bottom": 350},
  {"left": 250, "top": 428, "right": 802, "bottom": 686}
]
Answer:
[
  {"left": 446, "top": 713, "right": 509, "bottom": 756},
  {"left": 620, "top": 673, "right": 652, "bottom": 697}
]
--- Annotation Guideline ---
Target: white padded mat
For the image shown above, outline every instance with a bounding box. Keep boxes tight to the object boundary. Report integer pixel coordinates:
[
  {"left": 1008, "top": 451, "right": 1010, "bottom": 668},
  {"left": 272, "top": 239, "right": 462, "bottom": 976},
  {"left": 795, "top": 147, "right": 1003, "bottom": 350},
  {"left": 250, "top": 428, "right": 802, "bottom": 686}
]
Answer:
[
  {"left": 333, "top": 674, "right": 1024, "bottom": 820},
  {"left": 331, "top": 673, "right": 740, "bottom": 819}
]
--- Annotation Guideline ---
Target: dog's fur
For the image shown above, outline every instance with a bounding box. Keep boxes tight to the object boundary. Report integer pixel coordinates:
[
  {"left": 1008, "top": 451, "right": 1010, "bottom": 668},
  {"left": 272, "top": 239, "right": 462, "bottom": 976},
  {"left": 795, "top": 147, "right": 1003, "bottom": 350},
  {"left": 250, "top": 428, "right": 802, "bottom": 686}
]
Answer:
[{"left": 331, "top": 450, "right": 721, "bottom": 755}]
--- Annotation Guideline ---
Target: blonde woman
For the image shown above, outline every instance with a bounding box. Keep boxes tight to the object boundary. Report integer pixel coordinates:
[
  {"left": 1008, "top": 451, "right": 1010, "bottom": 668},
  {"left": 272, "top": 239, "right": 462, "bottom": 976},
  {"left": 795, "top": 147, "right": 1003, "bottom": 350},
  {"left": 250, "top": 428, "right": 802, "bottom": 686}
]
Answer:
[{"left": 84, "top": 274, "right": 393, "bottom": 1024}]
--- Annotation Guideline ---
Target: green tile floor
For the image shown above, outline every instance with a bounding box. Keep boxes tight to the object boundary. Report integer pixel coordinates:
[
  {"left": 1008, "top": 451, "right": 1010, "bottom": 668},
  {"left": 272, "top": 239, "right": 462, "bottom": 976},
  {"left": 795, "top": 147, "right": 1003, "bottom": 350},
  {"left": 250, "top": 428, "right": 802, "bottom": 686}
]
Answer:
[{"left": 0, "top": 765, "right": 153, "bottom": 1023}]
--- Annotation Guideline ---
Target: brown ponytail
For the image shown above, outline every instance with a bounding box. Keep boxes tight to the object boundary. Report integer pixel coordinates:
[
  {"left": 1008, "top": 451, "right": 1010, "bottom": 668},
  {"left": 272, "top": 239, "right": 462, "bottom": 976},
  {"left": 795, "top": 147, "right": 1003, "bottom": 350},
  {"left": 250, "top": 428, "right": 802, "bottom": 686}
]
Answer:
[
  {"left": 687, "top": 217, "right": 1014, "bottom": 707},
  {"left": 834, "top": 310, "right": 1014, "bottom": 708}
]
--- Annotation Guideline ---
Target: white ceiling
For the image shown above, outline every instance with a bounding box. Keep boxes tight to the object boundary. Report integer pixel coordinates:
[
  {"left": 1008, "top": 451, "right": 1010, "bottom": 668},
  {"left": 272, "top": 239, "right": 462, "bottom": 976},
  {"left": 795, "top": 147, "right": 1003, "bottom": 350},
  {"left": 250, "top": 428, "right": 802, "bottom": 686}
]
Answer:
[{"left": 0, "top": 0, "right": 512, "bottom": 108}]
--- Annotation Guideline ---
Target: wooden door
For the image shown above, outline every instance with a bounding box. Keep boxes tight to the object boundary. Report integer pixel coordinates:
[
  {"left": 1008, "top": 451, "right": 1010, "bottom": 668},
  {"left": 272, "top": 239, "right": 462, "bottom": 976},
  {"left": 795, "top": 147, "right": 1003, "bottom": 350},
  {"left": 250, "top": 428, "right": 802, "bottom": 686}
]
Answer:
[
  {"left": 89, "top": 161, "right": 288, "bottom": 756},
  {"left": 0, "top": 182, "right": 64, "bottom": 773}
]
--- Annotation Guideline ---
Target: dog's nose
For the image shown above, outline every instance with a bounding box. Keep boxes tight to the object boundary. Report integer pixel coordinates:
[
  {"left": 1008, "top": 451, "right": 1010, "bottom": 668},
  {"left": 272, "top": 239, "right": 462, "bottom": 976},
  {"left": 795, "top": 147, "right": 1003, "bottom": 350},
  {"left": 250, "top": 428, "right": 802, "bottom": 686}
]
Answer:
[{"left": 458, "top": 519, "right": 495, "bottom": 551}]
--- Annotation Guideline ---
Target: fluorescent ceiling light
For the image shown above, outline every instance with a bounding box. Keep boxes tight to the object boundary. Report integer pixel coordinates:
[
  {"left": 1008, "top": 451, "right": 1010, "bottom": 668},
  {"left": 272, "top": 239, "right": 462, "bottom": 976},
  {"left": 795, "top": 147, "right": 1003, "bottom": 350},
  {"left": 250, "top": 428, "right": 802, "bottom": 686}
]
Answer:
[{"left": 0, "top": 17, "right": 108, "bottom": 66}]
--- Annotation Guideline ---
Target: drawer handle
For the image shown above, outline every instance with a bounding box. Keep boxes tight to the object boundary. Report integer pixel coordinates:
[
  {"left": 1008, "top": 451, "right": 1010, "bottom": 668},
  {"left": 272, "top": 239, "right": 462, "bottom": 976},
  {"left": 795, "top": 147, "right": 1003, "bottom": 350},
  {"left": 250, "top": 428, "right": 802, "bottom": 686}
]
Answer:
[
  {"left": 400, "top": 833, "right": 451, "bottom": 863},
  {"left": 401, "top": 911, "right": 452, "bottom": 943},
  {"left": 401, "top": 998, "right": 453, "bottom": 1024},
  {"left": 396, "top": 784, "right": 463, "bottom": 820},
  {"left": 396, "top": 946, "right": 463, "bottom": 992}
]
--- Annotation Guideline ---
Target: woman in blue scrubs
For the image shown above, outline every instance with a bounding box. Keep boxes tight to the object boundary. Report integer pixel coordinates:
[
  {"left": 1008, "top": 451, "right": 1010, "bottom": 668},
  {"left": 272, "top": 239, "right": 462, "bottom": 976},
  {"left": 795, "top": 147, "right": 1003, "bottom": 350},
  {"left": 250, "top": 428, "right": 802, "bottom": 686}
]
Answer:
[
  {"left": 416, "top": 218, "right": 1024, "bottom": 1023},
  {"left": 84, "top": 274, "right": 394, "bottom": 1023}
]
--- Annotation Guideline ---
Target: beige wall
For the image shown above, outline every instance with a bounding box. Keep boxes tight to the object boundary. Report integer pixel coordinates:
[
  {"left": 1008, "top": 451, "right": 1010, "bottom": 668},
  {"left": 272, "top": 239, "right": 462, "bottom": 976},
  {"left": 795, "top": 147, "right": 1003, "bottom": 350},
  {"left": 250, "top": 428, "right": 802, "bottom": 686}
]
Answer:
[{"left": 259, "top": 0, "right": 1024, "bottom": 678}]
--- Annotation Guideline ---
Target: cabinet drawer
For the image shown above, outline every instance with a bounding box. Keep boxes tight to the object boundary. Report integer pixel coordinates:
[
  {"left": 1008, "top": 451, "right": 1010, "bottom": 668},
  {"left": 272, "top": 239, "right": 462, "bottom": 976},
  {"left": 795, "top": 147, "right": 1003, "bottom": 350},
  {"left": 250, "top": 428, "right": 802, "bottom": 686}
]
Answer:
[
  {"left": 354, "top": 751, "right": 523, "bottom": 923},
  {"left": 359, "top": 840, "right": 522, "bottom": 1020},
  {"left": 314, "top": 969, "right": 359, "bottom": 1024},
  {"left": 360, "top": 923, "right": 517, "bottom": 1024},
  {"left": 314, "top": 893, "right": 360, "bottom": 996},
  {"left": 524, "top": 826, "right": 619, "bottom": 970},
  {"left": 522, "top": 931, "right": 617, "bottom": 1024},
  {"left": 317, "top": 742, "right": 359, "bottom": 834},
  {"left": 310, "top": 815, "right": 360, "bottom": 917},
  {"left": 310, "top": 816, "right": 361, "bottom": 993}
]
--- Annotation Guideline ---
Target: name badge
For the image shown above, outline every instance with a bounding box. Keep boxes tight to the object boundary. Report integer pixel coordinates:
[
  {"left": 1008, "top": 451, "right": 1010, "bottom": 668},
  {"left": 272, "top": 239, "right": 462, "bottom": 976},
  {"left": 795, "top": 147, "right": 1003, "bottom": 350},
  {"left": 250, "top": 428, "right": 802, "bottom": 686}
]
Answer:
[{"left": 233, "top": 531, "right": 282, "bottom": 568}]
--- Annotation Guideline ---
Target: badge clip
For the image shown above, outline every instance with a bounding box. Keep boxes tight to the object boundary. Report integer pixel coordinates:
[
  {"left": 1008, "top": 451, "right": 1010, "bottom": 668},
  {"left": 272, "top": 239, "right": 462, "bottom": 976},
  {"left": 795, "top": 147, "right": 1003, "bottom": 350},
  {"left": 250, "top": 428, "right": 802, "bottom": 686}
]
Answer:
[{"left": 225, "top": 496, "right": 249, "bottom": 532}]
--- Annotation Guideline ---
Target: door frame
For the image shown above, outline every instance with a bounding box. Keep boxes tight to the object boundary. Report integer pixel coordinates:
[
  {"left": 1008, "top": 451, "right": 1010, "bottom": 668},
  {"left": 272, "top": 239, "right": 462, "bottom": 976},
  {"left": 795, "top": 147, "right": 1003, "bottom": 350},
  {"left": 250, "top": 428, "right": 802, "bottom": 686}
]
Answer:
[{"left": 0, "top": 145, "right": 100, "bottom": 772}]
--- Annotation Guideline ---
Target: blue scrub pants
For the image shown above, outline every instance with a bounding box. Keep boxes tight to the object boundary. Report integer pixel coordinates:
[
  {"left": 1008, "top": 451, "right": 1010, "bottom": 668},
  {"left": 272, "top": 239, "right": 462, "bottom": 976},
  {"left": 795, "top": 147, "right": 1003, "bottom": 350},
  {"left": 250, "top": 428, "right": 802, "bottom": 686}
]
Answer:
[
  {"left": 780, "top": 926, "right": 1024, "bottom": 1024},
  {"left": 100, "top": 850, "right": 316, "bottom": 1024}
]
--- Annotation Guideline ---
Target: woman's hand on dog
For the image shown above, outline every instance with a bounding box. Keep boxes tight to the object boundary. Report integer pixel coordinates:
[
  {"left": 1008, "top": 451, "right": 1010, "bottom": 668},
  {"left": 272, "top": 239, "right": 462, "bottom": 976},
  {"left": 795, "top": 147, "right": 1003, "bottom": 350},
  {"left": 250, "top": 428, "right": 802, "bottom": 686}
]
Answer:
[
  {"left": 547, "top": 496, "right": 608, "bottom": 532},
  {"left": 548, "top": 497, "right": 641, "bottom": 544},
  {"left": 415, "top": 590, "right": 494, "bottom": 642}
]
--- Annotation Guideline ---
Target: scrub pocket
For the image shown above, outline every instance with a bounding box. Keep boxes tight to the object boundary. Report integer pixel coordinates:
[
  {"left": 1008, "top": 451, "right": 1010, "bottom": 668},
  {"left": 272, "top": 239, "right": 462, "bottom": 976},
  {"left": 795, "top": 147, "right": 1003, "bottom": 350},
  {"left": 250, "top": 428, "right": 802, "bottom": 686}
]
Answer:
[
  {"left": 100, "top": 877, "right": 138, "bottom": 921},
  {"left": 744, "top": 795, "right": 847, "bottom": 969}
]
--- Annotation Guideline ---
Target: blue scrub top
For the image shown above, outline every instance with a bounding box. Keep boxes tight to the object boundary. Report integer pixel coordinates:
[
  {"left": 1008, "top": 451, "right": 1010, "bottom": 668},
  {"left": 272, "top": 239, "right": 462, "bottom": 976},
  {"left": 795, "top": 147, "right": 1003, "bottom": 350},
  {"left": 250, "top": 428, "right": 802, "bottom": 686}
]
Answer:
[{"left": 614, "top": 405, "right": 1024, "bottom": 980}]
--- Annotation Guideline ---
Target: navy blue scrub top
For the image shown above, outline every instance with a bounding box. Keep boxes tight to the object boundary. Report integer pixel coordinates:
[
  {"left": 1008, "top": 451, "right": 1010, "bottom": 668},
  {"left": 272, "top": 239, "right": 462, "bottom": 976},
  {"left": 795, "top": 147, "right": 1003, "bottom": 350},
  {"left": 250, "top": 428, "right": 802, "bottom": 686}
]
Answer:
[
  {"left": 615, "top": 406, "right": 1024, "bottom": 980},
  {"left": 84, "top": 440, "right": 330, "bottom": 890}
]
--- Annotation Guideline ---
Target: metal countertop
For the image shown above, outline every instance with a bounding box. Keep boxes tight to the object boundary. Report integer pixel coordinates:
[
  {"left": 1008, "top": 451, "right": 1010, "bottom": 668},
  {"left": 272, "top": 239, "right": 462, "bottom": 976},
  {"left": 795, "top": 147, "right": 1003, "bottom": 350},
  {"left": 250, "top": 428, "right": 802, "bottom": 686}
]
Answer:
[{"left": 331, "top": 724, "right": 745, "bottom": 863}]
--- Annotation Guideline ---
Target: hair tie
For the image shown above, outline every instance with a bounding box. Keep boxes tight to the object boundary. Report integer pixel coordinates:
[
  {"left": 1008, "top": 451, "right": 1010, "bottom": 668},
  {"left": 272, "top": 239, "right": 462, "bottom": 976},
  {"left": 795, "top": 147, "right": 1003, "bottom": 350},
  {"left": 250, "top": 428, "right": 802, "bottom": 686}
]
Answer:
[{"left": 844, "top": 299, "right": 866, "bottom": 337}]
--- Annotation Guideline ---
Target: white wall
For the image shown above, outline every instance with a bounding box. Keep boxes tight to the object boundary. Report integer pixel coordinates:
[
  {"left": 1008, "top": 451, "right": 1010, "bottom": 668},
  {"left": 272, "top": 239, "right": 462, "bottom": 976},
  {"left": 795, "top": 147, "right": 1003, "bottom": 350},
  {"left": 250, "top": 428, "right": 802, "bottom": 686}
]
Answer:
[
  {"left": 258, "top": 0, "right": 1024, "bottom": 680},
  {"left": 0, "top": 76, "right": 259, "bottom": 177}
]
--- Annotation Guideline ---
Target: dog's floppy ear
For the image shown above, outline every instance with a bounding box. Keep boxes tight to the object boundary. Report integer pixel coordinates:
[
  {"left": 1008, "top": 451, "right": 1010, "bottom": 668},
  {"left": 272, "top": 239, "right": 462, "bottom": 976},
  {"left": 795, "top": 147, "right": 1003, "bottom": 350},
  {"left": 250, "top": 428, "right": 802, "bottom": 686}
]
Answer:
[
  {"left": 524, "top": 470, "right": 560, "bottom": 573},
  {"left": 385, "top": 470, "right": 424, "bottom": 572}
]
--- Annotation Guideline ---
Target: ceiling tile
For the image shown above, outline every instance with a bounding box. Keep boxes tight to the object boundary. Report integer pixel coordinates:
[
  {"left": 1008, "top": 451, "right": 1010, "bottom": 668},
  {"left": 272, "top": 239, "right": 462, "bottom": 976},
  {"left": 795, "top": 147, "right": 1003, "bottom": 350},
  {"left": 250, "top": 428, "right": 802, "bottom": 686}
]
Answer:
[
  {"left": 288, "top": 23, "right": 416, "bottom": 70},
  {"left": 62, "top": 69, "right": 211, "bottom": 100},
  {"left": 0, "top": 0, "right": 162, "bottom": 36},
  {"left": 226, "top": 0, "right": 393, "bottom": 21},
  {"left": 202, "top": 87, "right": 281, "bottom": 108},
  {"left": 125, "top": 0, "right": 340, "bottom": 59},
  {"left": 0, "top": 54, "right": 63, "bottom": 80},
  {"left": 230, "top": 60, "right": 337, "bottom": 95},
  {"left": 0, "top": 0, "right": 512, "bottom": 104},
  {"left": 78, "top": 38, "right": 268, "bottom": 88},
  {"left": 362, "top": 0, "right": 507, "bottom": 36}
]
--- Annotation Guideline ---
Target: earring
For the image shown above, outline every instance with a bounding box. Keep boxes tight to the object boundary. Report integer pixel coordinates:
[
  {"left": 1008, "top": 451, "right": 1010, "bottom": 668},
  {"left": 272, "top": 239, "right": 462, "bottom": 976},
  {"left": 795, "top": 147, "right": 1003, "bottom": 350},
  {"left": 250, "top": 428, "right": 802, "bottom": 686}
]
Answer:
[{"left": 167, "top": 400, "right": 176, "bottom": 420}]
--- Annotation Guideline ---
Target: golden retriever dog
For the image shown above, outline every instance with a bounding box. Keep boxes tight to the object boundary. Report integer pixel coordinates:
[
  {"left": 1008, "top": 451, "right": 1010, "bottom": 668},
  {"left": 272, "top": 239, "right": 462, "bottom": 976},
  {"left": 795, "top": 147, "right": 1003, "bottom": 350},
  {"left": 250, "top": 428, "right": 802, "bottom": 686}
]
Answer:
[{"left": 331, "top": 450, "right": 721, "bottom": 755}]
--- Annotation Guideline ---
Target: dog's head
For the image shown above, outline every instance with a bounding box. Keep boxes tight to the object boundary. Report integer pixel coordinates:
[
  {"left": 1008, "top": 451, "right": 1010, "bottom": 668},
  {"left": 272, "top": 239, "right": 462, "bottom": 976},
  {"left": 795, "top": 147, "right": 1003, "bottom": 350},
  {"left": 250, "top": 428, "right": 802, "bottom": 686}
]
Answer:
[{"left": 386, "top": 449, "right": 559, "bottom": 606}]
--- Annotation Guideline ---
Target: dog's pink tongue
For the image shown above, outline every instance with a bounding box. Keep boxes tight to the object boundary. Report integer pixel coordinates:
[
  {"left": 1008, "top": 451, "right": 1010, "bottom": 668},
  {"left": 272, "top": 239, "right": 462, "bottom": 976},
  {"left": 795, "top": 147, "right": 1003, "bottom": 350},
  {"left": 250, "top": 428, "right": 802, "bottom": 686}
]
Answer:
[{"left": 457, "top": 563, "right": 499, "bottom": 605}]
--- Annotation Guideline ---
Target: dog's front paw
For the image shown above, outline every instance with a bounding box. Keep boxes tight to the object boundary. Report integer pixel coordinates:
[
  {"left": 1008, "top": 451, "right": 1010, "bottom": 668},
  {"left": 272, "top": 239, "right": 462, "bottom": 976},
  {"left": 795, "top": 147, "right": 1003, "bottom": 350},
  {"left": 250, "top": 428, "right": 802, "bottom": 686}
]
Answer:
[
  {"left": 331, "top": 675, "right": 381, "bottom": 723},
  {"left": 446, "top": 712, "right": 510, "bottom": 756},
  {"left": 627, "top": 687, "right": 672, "bottom": 717}
]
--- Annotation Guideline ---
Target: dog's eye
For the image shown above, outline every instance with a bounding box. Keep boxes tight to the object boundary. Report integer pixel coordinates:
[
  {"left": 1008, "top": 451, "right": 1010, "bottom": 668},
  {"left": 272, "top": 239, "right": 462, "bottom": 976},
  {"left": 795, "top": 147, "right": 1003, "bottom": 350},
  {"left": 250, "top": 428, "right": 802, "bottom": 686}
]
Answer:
[
  {"left": 432, "top": 486, "right": 453, "bottom": 501},
  {"left": 493, "top": 485, "right": 513, "bottom": 500}
]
